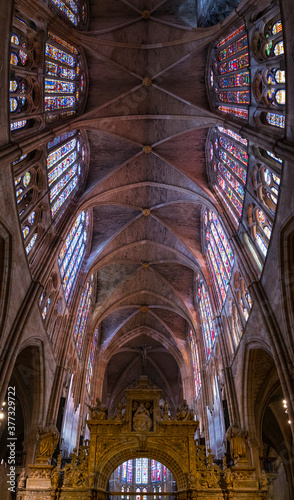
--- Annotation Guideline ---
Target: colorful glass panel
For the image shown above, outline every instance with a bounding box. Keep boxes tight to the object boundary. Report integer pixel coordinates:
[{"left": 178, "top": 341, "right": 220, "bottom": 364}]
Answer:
[
  {"left": 274, "top": 41, "right": 284, "bottom": 56},
  {"left": 266, "top": 112, "right": 285, "bottom": 128},
  {"left": 10, "top": 120, "right": 27, "bottom": 130},
  {"left": 85, "top": 328, "right": 98, "bottom": 394},
  {"left": 218, "top": 127, "right": 247, "bottom": 146},
  {"left": 218, "top": 90, "right": 249, "bottom": 104},
  {"left": 47, "top": 130, "right": 76, "bottom": 150},
  {"left": 45, "top": 43, "right": 75, "bottom": 67},
  {"left": 25, "top": 233, "right": 37, "bottom": 254},
  {"left": 189, "top": 330, "right": 201, "bottom": 397},
  {"left": 127, "top": 460, "right": 132, "bottom": 483},
  {"left": 218, "top": 70, "right": 250, "bottom": 88},
  {"left": 151, "top": 460, "right": 156, "bottom": 483},
  {"left": 219, "top": 136, "right": 248, "bottom": 165},
  {"left": 217, "top": 25, "right": 245, "bottom": 47},
  {"left": 218, "top": 106, "right": 248, "bottom": 119},
  {"left": 50, "top": 0, "right": 78, "bottom": 26},
  {"left": 142, "top": 459, "right": 148, "bottom": 484},
  {"left": 45, "top": 78, "right": 75, "bottom": 93},
  {"left": 218, "top": 35, "right": 248, "bottom": 61},
  {"left": 122, "top": 462, "right": 127, "bottom": 483},
  {"left": 136, "top": 458, "right": 142, "bottom": 484},
  {"left": 58, "top": 211, "right": 88, "bottom": 302},
  {"left": 48, "top": 32, "right": 78, "bottom": 54},
  {"left": 157, "top": 463, "right": 161, "bottom": 482},
  {"left": 219, "top": 54, "right": 249, "bottom": 74},
  {"left": 73, "top": 280, "right": 93, "bottom": 359}
]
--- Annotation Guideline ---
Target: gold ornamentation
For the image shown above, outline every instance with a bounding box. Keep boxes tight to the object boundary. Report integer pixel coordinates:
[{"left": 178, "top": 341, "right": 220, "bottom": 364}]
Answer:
[
  {"left": 63, "top": 446, "right": 89, "bottom": 488},
  {"left": 140, "top": 305, "right": 148, "bottom": 312},
  {"left": 142, "top": 262, "right": 149, "bottom": 268},
  {"left": 87, "top": 398, "right": 108, "bottom": 420},
  {"left": 226, "top": 426, "right": 248, "bottom": 462},
  {"left": 176, "top": 400, "right": 194, "bottom": 421},
  {"left": 143, "top": 145, "right": 152, "bottom": 154},
  {"left": 142, "top": 209, "right": 150, "bottom": 216},
  {"left": 142, "top": 10, "right": 150, "bottom": 18}
]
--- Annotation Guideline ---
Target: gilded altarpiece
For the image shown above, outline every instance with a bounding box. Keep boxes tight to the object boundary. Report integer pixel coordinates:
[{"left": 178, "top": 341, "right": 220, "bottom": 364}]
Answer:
[{"left": 18, "top": 377, "right": 267, "bottom": 500}]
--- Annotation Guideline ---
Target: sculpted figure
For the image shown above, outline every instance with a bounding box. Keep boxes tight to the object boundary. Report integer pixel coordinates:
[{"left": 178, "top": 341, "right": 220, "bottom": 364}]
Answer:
[
  {"left": 36, "top": 424, "right": 59, "bottom": 462},
  {"left": 87, "top": 397, "right": 108, "bottom": 420},
  {"left": 176, "top": 400, "right": 194, "bottom": 421},
  {"left": 226, "top": 426, "right": 248, "bottom": 461},
  {"left": 133, "top": 403, "right": 152, "bottom": 431}
]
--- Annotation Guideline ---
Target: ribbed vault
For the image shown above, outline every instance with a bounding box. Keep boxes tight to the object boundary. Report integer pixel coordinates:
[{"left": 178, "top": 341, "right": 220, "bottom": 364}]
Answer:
[{"left": 75, "top": 0, "right": 222, "bottom": 408}]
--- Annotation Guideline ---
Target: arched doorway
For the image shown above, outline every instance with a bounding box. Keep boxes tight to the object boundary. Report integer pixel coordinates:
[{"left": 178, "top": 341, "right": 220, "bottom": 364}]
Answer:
[{"left": 108, "top": 458, "right": 176, "bottom": 500}]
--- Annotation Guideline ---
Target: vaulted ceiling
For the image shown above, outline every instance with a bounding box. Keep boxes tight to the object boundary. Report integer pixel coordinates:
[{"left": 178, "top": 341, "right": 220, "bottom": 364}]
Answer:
[{"left": 72, "top": 0, "right": 224, "bottom": 409}]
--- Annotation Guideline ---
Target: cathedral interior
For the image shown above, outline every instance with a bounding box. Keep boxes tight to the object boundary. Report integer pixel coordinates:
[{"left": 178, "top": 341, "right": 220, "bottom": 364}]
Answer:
[{"left": 0, "top": 0, "right": 294, "bottom": 498}]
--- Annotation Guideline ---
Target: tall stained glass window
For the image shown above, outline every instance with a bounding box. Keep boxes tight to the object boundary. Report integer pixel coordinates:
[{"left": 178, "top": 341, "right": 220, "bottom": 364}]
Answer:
[
  {"left": 136, "top": 459, "right": 142, "bottom": 484},
  {"left": 163, "top": 466, "right": 167, "bottom": 482},
  {"left": 86, "top": 328, "right": 98, "bottom": 394},
  {"left": 151, "top": 460, "right": 156, "bottom": 482},
  {"left": 143, "top": 488, "right": 147, "bottom": 500},
  {"left": 127, "top": 460, "right": 133, "bottom": 483},
  {"left": 122, "top": 462, "right": 127, "bottom": 483},
  {"left": 45, "top": 32, "right": 86, "bottom": 122},
  {"left": 73, "top": 279, "right": 93, "bottom": 359},
  {"left": 210, "top": 25, "right": 249, "bottom": 119},
  {"left": 204, "top": 210, "right": 234, "bottom": 309},
  {"left": 58, "top": 210, "right": 89, "bottom": 302},
  {"left": 156, "top": 462, "right": 161, "bottom": 482},
  {"left": 209, "top": 127, "right": 248, "bottom": 226},
  {"left": 196, "top": 278, "right": 215, "bottom": 358},
  {"left": 189, "top": 330, "right": 201, "bottom": 398},
  {"left": 49, "top": 0, "right": 87, "bottom": 28},
  {"left": 142, "top": 459, "right": 148, "bottom": 484},
  {"left": 46, "top": 130, "right": 85, "bottom": 220}
]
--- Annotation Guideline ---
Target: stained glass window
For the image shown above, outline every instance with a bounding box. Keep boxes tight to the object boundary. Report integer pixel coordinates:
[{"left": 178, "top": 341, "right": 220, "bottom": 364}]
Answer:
[
  {"left": 44, "top": 32, "right": 85, "bottom": 122},
  {"left": 136, "top": 488, "right": 140, "bottom": 500},
  {"left": 86, "top": 328, "right": 98, "bottom": 394},
  {"left": 156, "top": 463, "right": 161, "bottom": 482},
  {"left": 151, "top": 460, "right": 156, "bottom": 482},
  {"left": 127, "top": 460, "right": 133, "bottom": 483},
  {"left": 163, "top": 466, "right": 167, "bottom": 482},
  {"left": 142, "top": 459, "right": 148, "bottom": 484},
  {"left": 49, "top": 0, "right": 87, "bottom": 28},
  {"left": 189, "top": 330, "right": 202, "bottom": 398},
  {"left": 265, "top": 112, "right": 285, "bottom": 129},
  {"left": 204, "top": 210, "right": 234, "bottom": 308},
  {"left": 122, "top": 462, "right": 127, "bottom": 483},
  {"left": 136, "top": 459, "right": 142, "bottom": 484},
  {"left": 210, "top": 127, "right": 248, "bottom": 225},
  {"left": 212, "top": 26, "right": 249, "bottom": 119},
  {"left": 58, "top": 211, "right": 89, "bottom": 302},
  {"left": 143, "top": 488, "right": 147, "bottom": 500},
  {"left": 196, "top": 279, "right": 215, "bottom": 358},
  {"left": 73, "top": 279, "right": 93, "bottom": 359},
  {"left": 46, "top": 131, "right": 84, "bottom": 220}
]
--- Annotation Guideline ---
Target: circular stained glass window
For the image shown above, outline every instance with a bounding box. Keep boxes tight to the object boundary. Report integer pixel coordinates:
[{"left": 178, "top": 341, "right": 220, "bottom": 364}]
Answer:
[{"left": 23, "top": 172, "right": 31, "bottom": 187}]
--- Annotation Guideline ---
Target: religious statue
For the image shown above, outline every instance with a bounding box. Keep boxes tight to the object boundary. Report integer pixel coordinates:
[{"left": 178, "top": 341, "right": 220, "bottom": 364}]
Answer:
[
  {"left": 176, "top": 400, "right": 194, "bottom": 421},
  {"left": 133, "top": 402, "right": 152, "bottom": 431},
  {"left": 87, "top": 397, "right": 108, "bottom": 420},
  {"left": 226, "top": 426, "right": 248, "bottom": 462},
  {"left": 163, "top": 400, "right": 170, "bottom": 421},
  {"left": 115, "top": 401, "right": 124, "bottom": 421},
  {"left": 35, "top": 424, "right": 59, "bottom": 464}
]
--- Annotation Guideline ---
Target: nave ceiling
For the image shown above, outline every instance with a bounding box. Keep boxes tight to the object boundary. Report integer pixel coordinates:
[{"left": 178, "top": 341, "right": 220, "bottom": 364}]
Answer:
[{"left": 68, "top": 0, "right": 225, "bottom": 407}]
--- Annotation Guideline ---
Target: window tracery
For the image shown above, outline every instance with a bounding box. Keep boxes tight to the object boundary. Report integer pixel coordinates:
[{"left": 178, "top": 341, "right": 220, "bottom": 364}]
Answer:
[
  {"left": 189, "top": 329, "right": 201, "bottom": 398},
  {"left": 252, "top": 16, "right": 285, "bottom": 129},
  {"left": 9, "top": 17, "right": 42, "bottom": 133},
  {"left": 204, "top": 209, "right": 234, "bottom": 308},
  {"left": 208, "top": 127, "right": 248, "bottom": 226},
  {"left": 209, "top": 25, "right": 250, "bottom": 119},
  {"left": 58, "top": 210, "right": 89, "bottom": 302}
]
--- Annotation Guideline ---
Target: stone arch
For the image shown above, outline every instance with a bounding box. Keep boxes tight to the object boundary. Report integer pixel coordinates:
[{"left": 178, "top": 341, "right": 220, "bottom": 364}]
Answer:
[{"left": 95, "top": 445, "right": 187, "bottom": 491}]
